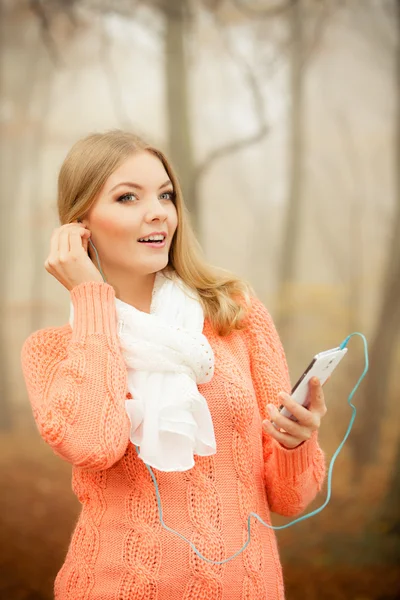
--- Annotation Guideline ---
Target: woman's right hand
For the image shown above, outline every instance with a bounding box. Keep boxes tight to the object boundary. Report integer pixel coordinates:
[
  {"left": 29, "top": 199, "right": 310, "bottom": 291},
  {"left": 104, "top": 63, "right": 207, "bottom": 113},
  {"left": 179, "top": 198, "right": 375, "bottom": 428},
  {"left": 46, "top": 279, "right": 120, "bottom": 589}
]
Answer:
[{"left": 44, "top": 222, "right": 105, "bottom": 291}]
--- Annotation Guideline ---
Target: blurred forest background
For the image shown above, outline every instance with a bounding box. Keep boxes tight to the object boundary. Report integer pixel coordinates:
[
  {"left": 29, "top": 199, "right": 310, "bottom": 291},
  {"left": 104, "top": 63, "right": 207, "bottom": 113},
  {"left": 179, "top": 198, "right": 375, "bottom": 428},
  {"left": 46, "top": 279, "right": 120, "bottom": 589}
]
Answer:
[{"left": 0, "top": 0, "right": 399, "bottom": 598}]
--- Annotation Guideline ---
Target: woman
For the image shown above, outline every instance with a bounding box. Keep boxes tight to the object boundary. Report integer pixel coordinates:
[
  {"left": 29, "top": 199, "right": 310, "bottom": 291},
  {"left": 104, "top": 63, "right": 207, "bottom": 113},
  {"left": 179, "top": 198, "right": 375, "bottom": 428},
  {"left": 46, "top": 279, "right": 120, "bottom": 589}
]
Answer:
[{"left": 21, "top": 130, "right": 327, "bottom": 600}]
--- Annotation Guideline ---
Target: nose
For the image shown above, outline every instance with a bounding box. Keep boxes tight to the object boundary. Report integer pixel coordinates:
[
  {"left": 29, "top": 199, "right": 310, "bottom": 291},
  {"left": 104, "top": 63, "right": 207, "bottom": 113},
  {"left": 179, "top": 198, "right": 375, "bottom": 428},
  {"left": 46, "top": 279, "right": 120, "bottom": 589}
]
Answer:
[{"left": 145, "top": 195, "right": 169, "bottom": 223}]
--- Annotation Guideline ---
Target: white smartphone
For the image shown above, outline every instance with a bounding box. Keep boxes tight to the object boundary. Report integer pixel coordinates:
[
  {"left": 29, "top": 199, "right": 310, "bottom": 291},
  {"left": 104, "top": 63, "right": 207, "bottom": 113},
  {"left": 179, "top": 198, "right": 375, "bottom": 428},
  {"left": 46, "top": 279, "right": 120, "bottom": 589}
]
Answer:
[{"left": 278, "top": 346, "right": 348, "bottom": 422}]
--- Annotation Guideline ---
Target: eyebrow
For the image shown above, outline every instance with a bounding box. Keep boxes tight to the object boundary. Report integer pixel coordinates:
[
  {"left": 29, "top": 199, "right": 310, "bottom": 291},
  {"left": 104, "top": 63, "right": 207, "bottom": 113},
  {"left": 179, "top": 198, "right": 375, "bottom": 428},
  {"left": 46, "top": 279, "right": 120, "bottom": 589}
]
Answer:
[{"left": 110, "top": 179, "right": 173, "bottom": 193}]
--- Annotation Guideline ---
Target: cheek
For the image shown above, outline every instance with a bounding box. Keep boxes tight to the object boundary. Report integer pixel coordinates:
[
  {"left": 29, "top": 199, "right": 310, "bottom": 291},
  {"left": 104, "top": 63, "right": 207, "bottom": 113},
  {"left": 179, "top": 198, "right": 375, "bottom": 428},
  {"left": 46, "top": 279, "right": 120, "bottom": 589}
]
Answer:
[
  {"left": 169, "top": 204, "right": 178, "bottom": 232},
  {"left": 92, "top": 210, "right": 138, "bottom": 238}
]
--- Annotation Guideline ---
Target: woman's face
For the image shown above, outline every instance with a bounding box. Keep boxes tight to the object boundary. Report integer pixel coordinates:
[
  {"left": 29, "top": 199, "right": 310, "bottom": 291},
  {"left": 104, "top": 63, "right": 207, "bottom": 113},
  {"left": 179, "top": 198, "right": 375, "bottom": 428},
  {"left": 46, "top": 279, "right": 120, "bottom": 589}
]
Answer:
[{"left": 83, "top": 151, "right": 178, "bottom": 279}]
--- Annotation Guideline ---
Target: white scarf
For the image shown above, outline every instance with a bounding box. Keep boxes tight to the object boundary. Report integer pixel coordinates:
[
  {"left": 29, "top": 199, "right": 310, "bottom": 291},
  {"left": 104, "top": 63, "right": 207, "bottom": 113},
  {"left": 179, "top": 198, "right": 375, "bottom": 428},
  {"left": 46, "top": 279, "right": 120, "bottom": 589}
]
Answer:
[{"left": 69, "top": 270, "right": 217, "bottom": 472}]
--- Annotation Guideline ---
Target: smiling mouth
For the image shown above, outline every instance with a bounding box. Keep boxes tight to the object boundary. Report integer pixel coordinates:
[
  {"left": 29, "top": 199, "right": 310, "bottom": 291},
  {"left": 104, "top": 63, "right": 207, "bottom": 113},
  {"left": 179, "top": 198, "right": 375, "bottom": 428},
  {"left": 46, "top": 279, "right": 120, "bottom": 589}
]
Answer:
[
  {"left": 138, "top": 239, "right": 165, "bottom": 244},
  {"left": 137, "top": 237, "right": 167, "bottom": 248},
  {"left": 138, "top": 234, "right": 167, "bottom": 244}
]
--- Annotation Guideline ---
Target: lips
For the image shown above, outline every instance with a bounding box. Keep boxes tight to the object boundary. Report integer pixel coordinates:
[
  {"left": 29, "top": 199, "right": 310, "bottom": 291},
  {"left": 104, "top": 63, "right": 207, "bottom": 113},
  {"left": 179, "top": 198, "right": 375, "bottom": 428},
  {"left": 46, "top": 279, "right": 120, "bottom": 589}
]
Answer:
[
  {"left": 137, "top": 231, "right": 167, "bottom": 242},
  {"left": 138, "top": 238, "right": 167, "bottom": 249}
]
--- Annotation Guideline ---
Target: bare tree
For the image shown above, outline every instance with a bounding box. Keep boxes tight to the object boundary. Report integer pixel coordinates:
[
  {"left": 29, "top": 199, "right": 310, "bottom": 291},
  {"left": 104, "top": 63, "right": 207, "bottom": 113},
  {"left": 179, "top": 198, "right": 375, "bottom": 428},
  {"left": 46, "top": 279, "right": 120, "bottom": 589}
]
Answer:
[
  {"left": 0, "top": 2, "right": 51, "bottom": 429},
  {"left": 159, "top": 0, "right": 198, "bottom": 227},
  {"left": 156, "top": 0, "right": 276, "bottom": 235},
  {"left": 351, "top": 0, "right": 400, "bottom": 468},
  {"left": 28, "top": 72, "right": 54, "bottom": 336},
  {"left": 0, "top": 0, "right": 14, "bottom": 430},
  {"left": 273, "top": 0, "right": 333, "bottom": 342},
  {"left": 232, "top": 0, "right": 291, "bottom": 19},
  {"left": 276, "top": 0, "right": 304, "bottom": 342}
]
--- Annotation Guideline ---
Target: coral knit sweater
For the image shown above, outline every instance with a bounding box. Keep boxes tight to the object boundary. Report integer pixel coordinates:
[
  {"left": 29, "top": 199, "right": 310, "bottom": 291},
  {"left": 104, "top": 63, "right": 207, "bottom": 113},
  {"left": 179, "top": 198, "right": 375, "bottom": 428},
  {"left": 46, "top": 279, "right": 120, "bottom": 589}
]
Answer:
[{"left": 21, "top": 281, "right": 326, "bottom": 600}]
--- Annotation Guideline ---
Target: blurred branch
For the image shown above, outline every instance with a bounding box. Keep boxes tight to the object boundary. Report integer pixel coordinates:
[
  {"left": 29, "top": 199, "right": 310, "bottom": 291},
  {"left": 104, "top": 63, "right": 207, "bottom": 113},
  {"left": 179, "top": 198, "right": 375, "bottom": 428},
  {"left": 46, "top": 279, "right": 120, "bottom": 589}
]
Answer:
[
  {"left": 368, "top": 0, "right": 397, "bottom": 52},
  {"left": 29, "top": 0, "right": 63, "bottom": 65},
  {"left": 144, "top": 0, "right": 195, "bottom": 21},
  {"left": 195, "top": 125, "right": 269, "bottom": 181},
  {"left": 344, "top": 0, "right": 396, "bottom": 67},
  {"left": 194, "top": 14, "right": 269, "bottom": 183},
  {"left": 82, "top": 0, "right": 140, "bottom": 18},
  {"left": 201, "top": 0, "right": 224, "bottom": 11},
  {"left": 302, "top": 0, "right": 335, "bottom": 66},
  {"left": 232, "top": 0, "right": 292, "bottom": 18},
  {"left": 99, "top": 21, "right": 135, "bottom": 129}
]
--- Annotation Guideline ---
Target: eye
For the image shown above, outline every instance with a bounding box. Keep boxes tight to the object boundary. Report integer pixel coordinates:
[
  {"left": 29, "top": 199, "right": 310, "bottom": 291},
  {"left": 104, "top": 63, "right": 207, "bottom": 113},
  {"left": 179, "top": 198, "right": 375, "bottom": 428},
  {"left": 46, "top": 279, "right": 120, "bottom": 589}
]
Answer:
[
  {"left": 117, "top": 193, "right": 137, "bottom": 203},
  {"left": 160, "top": 190, "right": 176, "bottom": 201}
]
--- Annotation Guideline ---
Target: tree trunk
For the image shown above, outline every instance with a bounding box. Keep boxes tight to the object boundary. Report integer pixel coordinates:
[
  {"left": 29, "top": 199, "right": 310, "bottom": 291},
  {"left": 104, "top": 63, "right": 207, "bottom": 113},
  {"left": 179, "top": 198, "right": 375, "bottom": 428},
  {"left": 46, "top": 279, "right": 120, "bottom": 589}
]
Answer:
[
  {"left": 162, "top": 0, "right": 199, "bottom": 234},
  {"left": 276, "top": 0, "right": 305, "bottom": 344},
  {"left": 350, "top": 0, "right": 400, "bottom": 468},
  {"left": 0, "top": 6, "right": 41, "bottom": 429},
  {"left": 29, "top": 63, "right": 53, "bottom": 335}
]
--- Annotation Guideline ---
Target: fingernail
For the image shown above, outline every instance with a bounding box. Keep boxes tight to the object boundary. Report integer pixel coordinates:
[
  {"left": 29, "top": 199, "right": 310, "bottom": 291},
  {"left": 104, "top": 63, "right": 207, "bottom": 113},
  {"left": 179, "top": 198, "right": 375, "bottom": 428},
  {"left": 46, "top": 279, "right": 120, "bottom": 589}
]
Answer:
[{"left": 267, "top": 404, "right": 275, "bottom": 415}]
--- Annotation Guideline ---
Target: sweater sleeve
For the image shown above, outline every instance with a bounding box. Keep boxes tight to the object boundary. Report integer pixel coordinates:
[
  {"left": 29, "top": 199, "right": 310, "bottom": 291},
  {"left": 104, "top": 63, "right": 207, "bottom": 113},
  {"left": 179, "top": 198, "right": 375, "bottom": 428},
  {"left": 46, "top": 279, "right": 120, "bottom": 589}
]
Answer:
[
  {"left": 246, "top": 296, "right": 326, "bottom": 517},
  {"left": 20, "top": 281, "right": 131, "bottom": 471}
]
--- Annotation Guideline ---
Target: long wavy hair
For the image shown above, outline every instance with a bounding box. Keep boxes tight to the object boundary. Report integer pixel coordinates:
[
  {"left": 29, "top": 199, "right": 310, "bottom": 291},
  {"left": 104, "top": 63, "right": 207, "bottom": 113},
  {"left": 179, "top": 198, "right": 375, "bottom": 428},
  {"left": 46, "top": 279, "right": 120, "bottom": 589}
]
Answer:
[{"left": 58, "top": 130, "right": 254, "bottom": 336}]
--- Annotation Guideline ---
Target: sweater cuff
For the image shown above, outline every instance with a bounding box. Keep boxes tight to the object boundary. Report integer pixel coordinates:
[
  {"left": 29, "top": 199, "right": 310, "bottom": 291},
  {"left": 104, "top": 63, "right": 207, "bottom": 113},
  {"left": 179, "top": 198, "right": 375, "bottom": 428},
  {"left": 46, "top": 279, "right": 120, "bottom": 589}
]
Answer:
[
  {"left": 271, "top": 430, "right": 320, "bottom": 479},
  {"left": 70, "top": 281, "right": 118, "bottom": 342}
]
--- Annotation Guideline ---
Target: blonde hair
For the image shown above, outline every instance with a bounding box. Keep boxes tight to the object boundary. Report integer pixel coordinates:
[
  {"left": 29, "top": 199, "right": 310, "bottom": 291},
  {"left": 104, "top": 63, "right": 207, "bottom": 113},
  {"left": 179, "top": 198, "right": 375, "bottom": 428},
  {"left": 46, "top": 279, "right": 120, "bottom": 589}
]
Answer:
[{"left": 58, "top": 130, "right": 254, "bottom": 336}]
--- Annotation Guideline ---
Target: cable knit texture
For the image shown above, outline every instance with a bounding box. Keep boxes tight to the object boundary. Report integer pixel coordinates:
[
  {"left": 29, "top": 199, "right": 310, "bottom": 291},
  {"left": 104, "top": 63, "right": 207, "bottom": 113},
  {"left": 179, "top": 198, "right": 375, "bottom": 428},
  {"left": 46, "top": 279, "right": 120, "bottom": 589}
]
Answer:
[{"left": 21, "top": 281, "right": 326, "bottom": 600}]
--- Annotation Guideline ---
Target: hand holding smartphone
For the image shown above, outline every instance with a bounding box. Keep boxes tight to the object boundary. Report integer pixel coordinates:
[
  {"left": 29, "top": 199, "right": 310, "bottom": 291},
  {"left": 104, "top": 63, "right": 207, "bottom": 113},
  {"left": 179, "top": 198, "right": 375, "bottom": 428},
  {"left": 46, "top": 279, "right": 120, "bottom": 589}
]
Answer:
[{"left": 279, "top": 346, "right": 348, "bottom": 422}]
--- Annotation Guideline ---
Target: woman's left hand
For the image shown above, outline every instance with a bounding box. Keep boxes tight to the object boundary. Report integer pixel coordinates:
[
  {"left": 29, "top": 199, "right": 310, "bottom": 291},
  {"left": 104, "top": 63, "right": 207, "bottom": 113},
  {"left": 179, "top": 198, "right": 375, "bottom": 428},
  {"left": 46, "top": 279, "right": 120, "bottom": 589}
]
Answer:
[{"left": 262, "top": 377, "right": 327, "bottom": 449}]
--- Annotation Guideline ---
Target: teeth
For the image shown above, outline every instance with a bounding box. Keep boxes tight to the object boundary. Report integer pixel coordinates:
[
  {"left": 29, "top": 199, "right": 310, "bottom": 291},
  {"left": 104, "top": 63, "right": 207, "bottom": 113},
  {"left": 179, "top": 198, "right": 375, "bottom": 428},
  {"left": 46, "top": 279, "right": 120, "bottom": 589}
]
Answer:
[{"left": 139, "top": 234, "right": 165, "bottom": 242}]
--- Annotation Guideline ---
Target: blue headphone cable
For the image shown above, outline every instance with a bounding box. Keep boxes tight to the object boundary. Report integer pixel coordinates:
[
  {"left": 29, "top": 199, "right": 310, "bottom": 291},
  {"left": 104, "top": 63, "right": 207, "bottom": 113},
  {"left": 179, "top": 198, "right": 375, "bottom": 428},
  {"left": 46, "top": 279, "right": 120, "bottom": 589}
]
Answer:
[
  {"left": 87, "top": 234, "right": 369, "bottom": 564},
  {"left": 134, "top": 333, "right": 368, "bottom": 565}
]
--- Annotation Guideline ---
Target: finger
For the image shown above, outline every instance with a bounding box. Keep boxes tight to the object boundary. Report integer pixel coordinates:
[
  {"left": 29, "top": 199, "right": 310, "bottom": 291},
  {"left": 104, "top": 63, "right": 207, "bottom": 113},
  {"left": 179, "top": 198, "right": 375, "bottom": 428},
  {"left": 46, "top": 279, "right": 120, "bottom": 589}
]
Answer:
[
  {"left": 70, "top": 227, "right": 90, "bottom": 256},
  {"left": 267, "top": 404, "right": 313, "bottom": 437},
  {"left": 44, "top": 248, "right": 64, "bottom": 285},
  {"left": 263, "top": 420, "right": 302, "bottom": 448},
  {"left": 277, "top": 393, "right": 317, "bottom": 429},
  {"left": 58, "top": 227, "right": 70, "bottom": 260},
  {"left": 49, "top": 227, "right": 61, "bottom": 260},
  {"left": 59, "top": 223, "right": 90, "bottom": 255},
  {"left": 323, "top": 375, "right": 331, "bottom": 386},
  {"left": 47, "top": 224, "right": 87, "bottom": 267},
  {"left": 308, "top": 377, "right": 327, "bottom": 415}
]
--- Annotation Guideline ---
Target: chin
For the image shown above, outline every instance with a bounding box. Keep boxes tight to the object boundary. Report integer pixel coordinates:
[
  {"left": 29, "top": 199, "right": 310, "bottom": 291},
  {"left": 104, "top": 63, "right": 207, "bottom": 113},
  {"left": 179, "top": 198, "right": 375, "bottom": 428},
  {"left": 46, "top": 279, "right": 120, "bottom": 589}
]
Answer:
[{"left": 138, "top": 255, "right": 170, "bottom": 275}]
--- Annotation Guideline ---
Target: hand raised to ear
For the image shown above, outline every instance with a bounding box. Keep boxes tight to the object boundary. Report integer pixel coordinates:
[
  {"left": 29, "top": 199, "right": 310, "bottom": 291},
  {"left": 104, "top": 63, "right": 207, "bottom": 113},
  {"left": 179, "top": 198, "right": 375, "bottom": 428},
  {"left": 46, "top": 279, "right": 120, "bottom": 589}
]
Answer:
[{"left": 44, "top": 222, "right": 104, "bottom": 291}]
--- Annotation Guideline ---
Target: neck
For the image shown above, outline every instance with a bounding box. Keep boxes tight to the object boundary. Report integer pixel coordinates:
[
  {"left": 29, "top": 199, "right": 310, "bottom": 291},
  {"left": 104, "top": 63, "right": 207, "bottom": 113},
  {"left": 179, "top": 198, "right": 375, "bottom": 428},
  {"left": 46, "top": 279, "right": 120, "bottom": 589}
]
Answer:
[{"left": 105, "top": 270, "right": 157, "bottom": 314}]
